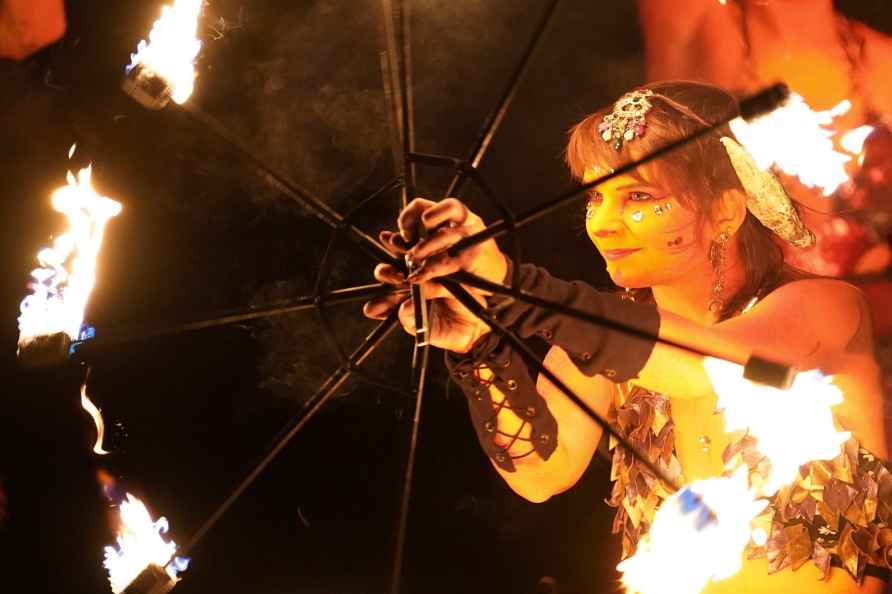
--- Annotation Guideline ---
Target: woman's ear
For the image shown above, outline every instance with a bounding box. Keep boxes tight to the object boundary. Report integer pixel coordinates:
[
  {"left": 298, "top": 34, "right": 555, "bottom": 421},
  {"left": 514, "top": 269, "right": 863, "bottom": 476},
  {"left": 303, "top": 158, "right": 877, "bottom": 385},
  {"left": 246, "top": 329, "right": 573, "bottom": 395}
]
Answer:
[{"left": 711, "top": 188, "right": 748, "bottom": 235}]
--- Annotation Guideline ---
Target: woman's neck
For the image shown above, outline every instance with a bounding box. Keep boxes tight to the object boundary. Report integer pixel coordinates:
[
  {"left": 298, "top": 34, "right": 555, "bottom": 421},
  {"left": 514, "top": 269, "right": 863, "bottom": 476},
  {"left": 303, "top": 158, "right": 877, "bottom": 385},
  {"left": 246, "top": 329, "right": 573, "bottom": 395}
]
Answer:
[{"left": 651, "top": 252, "right": 746, "bottom": 326}]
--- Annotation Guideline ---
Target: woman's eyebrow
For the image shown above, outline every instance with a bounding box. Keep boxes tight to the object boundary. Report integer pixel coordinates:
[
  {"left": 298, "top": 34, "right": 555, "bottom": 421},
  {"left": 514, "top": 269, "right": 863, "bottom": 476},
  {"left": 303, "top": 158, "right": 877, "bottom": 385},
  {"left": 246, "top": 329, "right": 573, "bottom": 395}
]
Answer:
[{"left": 614, "top": 182, "right": 658, "bottom": 191}]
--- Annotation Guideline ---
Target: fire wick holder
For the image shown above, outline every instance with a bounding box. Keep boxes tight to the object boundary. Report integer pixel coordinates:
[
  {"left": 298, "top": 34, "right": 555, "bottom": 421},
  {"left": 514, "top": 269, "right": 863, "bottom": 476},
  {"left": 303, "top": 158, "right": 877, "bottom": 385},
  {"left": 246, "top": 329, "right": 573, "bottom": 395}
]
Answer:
[
  {"left": 121, "top": 564, "right": 178, "bottom": 594},
  {"left": 16, "top": 332, "right": 72, "bottom": 368},
  {"left": 122, "top": 63, "right": 172, "bottom": 111}
]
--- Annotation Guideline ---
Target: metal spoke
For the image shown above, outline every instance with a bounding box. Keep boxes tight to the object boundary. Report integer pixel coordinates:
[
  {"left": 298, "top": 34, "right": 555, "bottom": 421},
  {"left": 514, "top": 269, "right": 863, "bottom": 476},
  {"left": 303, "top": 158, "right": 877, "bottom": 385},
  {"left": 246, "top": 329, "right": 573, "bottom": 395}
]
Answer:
[
  {"left": 444, "top": 0, "right": 562, "bottom": 197},
  {"left": 440, "top": 279, "right": 682, "bottom": 490},
  {"left": 177, "top": 101, "right": 399, "bottom": 267},
  {"left": 68, "top": 283, "right": 405, "bottom": 357},
  {"left": 446, "top": 84, "right": 789, "bottom": 257},
  {"left": 176, "top": 313, "right": 400, "bottom": 558}
]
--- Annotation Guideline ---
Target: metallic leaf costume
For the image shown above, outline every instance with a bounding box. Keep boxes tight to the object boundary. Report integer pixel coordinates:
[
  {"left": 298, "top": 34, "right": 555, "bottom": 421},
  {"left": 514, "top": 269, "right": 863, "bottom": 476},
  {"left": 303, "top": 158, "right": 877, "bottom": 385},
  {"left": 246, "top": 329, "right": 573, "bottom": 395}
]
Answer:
[{"left": 606, "top": 384, "right": 892, "bottom": 582}]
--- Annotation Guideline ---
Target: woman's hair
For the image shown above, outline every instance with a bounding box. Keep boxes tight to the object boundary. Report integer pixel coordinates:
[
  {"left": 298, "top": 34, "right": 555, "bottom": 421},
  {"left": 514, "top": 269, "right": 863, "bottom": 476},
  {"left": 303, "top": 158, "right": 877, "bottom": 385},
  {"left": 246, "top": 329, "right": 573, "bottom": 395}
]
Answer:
[{"left": 566, "top": 80, "right": 807, "bottom": 319}]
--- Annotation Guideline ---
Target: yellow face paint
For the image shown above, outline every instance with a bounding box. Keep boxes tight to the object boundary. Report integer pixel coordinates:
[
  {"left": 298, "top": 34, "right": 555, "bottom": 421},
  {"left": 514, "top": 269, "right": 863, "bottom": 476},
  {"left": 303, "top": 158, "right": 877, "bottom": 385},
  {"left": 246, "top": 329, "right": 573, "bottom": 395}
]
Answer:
[{"left": 583, "top": 172, "right": 706, "bottom": 288}]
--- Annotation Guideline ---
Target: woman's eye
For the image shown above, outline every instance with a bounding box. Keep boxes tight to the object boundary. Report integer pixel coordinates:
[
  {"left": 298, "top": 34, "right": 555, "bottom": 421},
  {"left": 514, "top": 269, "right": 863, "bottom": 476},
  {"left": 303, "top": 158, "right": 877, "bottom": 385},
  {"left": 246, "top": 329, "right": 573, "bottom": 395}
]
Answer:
[{"left": 628, "top": 191, "right": 654, "bottom": 201}]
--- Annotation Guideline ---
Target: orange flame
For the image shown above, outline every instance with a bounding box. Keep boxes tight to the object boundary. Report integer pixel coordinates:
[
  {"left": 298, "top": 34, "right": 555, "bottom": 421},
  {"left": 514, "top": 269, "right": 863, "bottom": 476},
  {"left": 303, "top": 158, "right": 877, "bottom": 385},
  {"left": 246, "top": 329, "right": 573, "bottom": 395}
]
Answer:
[
  {"left": 103, "top": 494, "right": 187, "bottom": 593},
  {"left": 618, "top": 361, "right": 850, "bottom": 594},
  {"left": 17, "top": 146, "right": 121, "bottom": 348},
  {"left": 81, "top": 382, "right": 109, "bottom": 456},
  {"left": 730, "top": 94, "right": 856, "bottom": 195},
  {"left": 618, "top": 469, "right": 767, "bottom": 594},
  {"left": 128, "top": 0, "right": 203, "bottom": 104}
]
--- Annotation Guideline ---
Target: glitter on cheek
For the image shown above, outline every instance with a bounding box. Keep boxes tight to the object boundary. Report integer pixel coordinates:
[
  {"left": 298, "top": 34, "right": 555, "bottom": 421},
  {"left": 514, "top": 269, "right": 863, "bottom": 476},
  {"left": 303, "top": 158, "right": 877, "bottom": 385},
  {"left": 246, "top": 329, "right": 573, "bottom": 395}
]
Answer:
[
  {"left": 653, "top": 205, "right": 664, "bottom": 215},
  {"left": 630, "top": 210, "right": 644, "bottom": 223}
]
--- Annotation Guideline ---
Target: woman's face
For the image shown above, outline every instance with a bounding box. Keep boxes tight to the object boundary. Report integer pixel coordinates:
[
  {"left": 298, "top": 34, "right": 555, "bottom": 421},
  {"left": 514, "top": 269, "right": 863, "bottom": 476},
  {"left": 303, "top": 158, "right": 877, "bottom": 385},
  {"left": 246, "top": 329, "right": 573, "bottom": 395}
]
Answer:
[{"left": 583, "top": 170, "right": 710, "bottom": 288}]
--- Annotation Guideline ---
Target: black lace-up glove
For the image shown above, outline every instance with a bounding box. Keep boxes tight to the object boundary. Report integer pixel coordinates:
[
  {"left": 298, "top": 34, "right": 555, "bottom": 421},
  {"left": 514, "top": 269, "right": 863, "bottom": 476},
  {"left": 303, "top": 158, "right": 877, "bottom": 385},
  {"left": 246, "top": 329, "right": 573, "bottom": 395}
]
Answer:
[{"left": 446, "top": 260, "right": 661, "bottom": 472}]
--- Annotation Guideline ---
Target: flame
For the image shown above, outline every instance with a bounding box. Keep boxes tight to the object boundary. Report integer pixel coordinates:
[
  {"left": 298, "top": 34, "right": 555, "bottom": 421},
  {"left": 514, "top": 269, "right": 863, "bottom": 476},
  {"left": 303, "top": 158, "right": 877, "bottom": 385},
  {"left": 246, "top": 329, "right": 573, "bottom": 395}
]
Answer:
[
  {"left": 128, "top": 0, "right": 203, "bottom": 104},
  {"left": 619, "top": 469, "right": 767, "bottom": 594},
  {"left": 840, "top": 125, "right": 874, "bottom": 156},
  {"left": 81, "top": 382, "right": 109, "bottom": 455},
  {"left": 704, "top": 357, "right": 849, "bottom": 495},
  {"left": 103, "top": 493, "right": 189, "bottom": 593},
  {"left": 17, "top": 149, "right": 121, "bottom": 347},
  {"left": 729, "top": 94, "right": 855, "bottom": 196},
  {"left": 618, "top": 359, "right": 850, "bottom": 594}
]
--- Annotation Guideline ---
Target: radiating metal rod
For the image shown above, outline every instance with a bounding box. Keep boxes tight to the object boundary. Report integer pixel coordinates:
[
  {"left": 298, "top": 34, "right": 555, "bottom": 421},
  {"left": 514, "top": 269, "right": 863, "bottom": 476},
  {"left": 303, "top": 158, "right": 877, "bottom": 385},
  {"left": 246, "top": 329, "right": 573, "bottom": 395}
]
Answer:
[
  {"left": 69, "top": 283, "right": 405, "bottom": 356},
  {"left": 177, "top": 101, "right": 399, "bottom": 267},
  {"left": 444, "top": 0, "right": 561, "bottom": 197},
  {"left": 177, "top": 313, "right": 400, "bottom": 558}
]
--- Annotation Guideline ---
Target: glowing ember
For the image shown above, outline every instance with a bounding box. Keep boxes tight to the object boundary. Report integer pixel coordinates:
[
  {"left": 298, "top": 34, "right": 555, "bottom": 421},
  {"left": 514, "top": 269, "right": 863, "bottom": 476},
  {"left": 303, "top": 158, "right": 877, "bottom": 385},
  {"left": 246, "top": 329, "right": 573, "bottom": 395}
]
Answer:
[
  {"left": 128, "top": 0, "right": 203, "bottom": 104},
  {"left": 17, "top": 148, "right": 121, "bottom": 349},
  {"left": 81, "top": 382, "right": 109, "bottom": 455},
  {"left": 704, "top": 357, "right": 850, "bottom": 495},
  {"left": 103, "top": 494, "right": 189, "bottom": 594},
  {"left": 619, "top": 469, "right": 767, "bottom": 594},
  {"left": 730, "top": 94, "right": 854, "bottom": 195}
]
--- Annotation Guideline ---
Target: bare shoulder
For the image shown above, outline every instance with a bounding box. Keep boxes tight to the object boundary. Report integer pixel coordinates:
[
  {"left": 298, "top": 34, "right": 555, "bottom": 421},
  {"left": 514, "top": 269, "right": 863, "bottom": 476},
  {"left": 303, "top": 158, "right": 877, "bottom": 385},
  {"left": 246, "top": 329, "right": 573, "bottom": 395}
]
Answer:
[{"left": 743, "top": 278, "right": 872, "bottom": 353}]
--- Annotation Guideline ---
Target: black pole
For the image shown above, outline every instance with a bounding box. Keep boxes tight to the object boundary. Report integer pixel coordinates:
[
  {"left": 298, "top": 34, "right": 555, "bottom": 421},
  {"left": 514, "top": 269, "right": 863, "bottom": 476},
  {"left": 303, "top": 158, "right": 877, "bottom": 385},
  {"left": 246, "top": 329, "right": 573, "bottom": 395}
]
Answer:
[
  {"left": 69, "top": 283, "right": 405, "bottom": 356},
  {"left": 176, "top": 101, "right": 400, "bottom": 268},
  {"left": 440, "top": 279, "right": 682, "bottom": 490},
  {"left": 176, "top": 314, "right": 400, "bottom": 558},
  {"left": 447, "top": 84, "right": 790, "bottom": 257},
  {"left": 444, "top": 0, "right": 561, "bottom": 197},
  {"left": 452, "top": 270, "right": 707, "bottom": 361},
  {"left": 379, "top": 2, "right": 431, "bottom": 593}
]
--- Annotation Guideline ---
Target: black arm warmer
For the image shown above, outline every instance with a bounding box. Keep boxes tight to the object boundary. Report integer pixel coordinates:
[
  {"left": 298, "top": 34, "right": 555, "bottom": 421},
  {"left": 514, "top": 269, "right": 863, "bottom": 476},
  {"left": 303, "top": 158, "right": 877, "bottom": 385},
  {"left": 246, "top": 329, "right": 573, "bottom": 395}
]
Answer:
[{"left": 446, "top": 261, "right": 661, "bottom": 472}]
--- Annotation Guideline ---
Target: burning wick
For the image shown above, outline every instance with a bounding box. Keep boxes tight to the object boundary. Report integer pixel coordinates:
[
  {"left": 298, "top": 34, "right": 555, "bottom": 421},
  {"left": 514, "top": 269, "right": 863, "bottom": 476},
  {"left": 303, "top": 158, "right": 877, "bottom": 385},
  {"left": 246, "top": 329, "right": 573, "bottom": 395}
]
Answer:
[
  {"left": 17, "top": 145, "right": 121, "bottom": 367},
  {"left": 123, "top": 0, "right": 204, "bottom": 109},
  {"left": 103, "top": 493, "right": 189, "bottom": 594},
  {"left": 729, "top": 94, "right": 866, "bottom": 196}
]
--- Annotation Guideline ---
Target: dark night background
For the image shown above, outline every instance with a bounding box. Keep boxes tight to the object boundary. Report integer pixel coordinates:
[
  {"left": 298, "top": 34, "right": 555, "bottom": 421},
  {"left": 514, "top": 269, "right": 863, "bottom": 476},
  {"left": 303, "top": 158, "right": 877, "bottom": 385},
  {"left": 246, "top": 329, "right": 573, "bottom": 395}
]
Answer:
[{"left": 1, "top": 2, "right": 891, "bottom": 594}]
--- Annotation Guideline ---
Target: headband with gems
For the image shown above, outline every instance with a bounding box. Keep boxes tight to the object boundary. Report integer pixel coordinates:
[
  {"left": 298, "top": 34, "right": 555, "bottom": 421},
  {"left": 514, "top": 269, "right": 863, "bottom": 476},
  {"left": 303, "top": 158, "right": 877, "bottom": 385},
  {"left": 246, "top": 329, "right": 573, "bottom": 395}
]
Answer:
[
  {"left": 598, "top": 89, "right": 654, "bottom": 151},
  {"left": 594, "top": 88, "right": 816, "bottom": 248}
]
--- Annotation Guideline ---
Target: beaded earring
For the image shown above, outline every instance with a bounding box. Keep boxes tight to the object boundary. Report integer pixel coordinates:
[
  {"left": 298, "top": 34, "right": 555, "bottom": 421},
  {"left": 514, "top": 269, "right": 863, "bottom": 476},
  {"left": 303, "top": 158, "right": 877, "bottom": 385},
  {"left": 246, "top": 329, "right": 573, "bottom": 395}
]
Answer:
[{"left": 708, "top": 230, "right": 730, "bottom": 313}]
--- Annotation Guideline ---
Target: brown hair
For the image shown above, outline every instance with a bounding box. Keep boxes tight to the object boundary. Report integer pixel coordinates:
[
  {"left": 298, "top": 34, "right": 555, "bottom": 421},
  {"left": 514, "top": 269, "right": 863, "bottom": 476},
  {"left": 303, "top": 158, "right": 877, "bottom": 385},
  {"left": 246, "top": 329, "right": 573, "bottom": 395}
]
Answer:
[{"left": 566, "top": 80, "right": 806, "bottom": 319}]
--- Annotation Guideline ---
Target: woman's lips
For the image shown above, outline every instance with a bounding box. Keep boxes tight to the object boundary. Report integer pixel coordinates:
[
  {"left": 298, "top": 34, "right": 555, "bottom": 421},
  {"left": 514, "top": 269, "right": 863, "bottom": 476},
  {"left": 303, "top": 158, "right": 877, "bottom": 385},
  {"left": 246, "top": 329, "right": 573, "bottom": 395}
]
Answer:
[{"left": 602, "top": 248, "right": 642, "bottom": 261}]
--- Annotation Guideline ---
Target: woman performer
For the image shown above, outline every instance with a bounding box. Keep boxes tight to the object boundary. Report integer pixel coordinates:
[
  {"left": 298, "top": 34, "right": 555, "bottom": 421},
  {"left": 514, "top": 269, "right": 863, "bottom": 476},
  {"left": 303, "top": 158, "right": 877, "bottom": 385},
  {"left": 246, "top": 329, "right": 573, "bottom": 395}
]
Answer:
[{"left": 364, "top": 81, "right": 890, "bottom": 594}]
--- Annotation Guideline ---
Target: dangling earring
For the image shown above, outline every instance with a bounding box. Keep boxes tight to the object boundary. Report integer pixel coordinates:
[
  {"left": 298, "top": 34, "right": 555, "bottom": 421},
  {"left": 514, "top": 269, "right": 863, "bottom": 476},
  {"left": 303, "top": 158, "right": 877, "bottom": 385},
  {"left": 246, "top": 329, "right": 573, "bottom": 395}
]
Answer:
[{"left": 708, "top": 230, "right": 730, "bottom": 313}]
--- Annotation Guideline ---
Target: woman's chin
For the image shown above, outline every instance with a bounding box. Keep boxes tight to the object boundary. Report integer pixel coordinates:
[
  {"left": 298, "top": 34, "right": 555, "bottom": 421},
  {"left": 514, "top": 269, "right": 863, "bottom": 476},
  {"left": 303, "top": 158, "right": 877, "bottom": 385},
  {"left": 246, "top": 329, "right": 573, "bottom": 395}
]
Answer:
[{"left": 607, "top": 267, "right": 648, "bottom": 289}]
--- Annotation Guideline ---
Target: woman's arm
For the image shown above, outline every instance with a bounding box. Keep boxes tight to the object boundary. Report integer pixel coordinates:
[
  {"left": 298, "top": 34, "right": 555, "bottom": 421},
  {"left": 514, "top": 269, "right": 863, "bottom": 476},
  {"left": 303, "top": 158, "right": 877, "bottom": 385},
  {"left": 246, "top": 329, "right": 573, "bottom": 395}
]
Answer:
[
  {"left": 478, "top": 346, "right": 611, "bottom": 503},
  {"left": 636, "top": 279, "right": 887, "bottom": 455}
]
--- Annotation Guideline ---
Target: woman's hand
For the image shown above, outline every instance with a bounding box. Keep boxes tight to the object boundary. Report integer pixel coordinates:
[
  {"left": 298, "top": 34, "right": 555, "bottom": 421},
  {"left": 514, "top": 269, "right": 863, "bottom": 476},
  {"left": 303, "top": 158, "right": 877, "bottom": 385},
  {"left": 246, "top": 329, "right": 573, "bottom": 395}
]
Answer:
[{"left": 362, "top": 197, "right": 509, "bottom": 353}]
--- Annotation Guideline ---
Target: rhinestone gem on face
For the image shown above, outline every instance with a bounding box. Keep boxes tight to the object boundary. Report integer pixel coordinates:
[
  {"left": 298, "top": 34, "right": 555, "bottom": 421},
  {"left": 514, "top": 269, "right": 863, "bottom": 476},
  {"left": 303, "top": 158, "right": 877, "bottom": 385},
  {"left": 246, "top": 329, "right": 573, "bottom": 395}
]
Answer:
[
  {"left": 653, "top": 205, "right": 664, "bottom": 216},
  {"left": 697, "top": 435, "right": 711, "bottom": 453},
  {"left": 631, "top": 210, "right": 644, "bottom": 223}
]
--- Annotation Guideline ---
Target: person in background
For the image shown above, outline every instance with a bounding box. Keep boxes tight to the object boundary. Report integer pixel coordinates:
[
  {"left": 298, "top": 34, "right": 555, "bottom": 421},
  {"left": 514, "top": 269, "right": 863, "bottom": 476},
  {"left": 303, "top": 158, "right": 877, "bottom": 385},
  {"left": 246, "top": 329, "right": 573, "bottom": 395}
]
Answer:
[{"left": 0, "top": 0, "right": 65, "bottom": 61}]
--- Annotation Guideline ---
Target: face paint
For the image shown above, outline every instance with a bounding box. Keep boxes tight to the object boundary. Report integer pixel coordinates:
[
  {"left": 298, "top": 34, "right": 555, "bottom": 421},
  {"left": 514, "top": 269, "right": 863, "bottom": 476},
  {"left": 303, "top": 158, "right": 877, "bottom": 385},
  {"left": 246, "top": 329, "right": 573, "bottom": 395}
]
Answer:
[{"left": 583, "top": 172, "right": 707, "bottom": 288}]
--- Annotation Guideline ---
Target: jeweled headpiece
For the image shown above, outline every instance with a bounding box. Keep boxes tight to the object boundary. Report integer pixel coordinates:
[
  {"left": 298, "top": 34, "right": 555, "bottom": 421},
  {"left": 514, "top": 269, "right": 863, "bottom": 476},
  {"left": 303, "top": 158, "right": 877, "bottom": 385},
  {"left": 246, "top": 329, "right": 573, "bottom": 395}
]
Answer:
[
  {"left": 597, "top": 88, "right": 816, "bottom": 248},
  {"left": 598, "top": 89, "right": 653, "bottom": 151}
]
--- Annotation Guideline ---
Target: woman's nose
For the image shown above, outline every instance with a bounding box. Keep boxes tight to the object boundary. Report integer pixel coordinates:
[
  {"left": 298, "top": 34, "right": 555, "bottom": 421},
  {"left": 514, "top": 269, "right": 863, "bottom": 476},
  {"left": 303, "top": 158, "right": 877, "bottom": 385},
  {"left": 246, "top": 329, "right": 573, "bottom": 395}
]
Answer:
[{"left": 587, "top": 199, "right": 624, "bottom": 238}]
